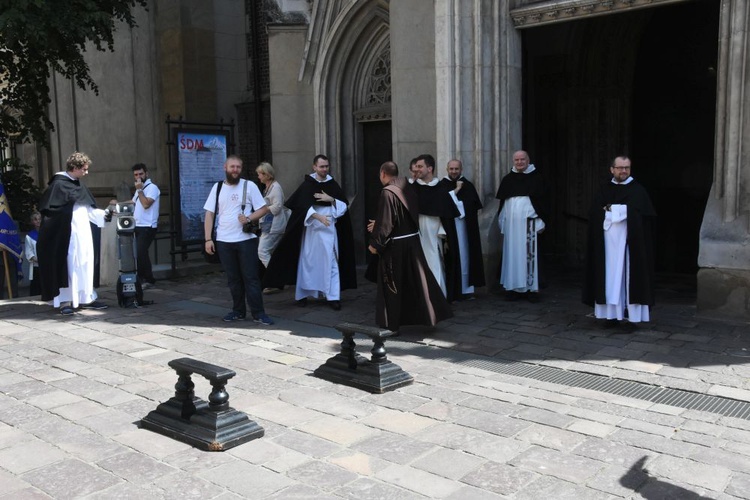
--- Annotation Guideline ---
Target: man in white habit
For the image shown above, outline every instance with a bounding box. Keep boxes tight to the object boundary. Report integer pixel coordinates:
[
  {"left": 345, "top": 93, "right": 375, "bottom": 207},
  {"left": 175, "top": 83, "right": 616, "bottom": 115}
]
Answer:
[
  {"left": 263, "top": 154, "right": 357, "bottom": 310},
  {"left": 583, "top": 155, "right": 656, "bottom": 329},
  {"left": 495, "top": 150, "right": 549, "bottom": 303}
]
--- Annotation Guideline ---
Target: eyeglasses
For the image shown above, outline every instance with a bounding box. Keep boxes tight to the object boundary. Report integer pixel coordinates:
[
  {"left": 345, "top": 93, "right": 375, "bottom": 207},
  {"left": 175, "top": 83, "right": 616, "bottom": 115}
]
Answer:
[{"left": 612, "top": 166, "right": 631, "bottom": 170}]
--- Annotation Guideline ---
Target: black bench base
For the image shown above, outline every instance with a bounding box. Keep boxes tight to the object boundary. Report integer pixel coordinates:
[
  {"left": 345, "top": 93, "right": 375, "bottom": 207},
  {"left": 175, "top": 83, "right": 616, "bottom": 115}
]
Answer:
[
  {"left": 141, "top": 399, "right": 263, "bottom": 451},
  {"left": 314, "top": 323, "right": 413, "bottom": 394},
  {"left": 141, "top": 358, "right": 264, "bottom": 451}
]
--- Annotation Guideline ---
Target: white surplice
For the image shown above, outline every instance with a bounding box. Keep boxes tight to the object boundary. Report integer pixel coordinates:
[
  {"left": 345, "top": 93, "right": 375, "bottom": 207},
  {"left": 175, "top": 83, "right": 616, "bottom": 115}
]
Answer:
[
  {"left": 418, "top": 214, "right": 447, "bottom": 296},
  {"left": 295, "top": 187, "right": 348, "bottom": 301},
  {"left": 593, "top": 203, "right": 650, "bottom": 323},
  {"left": 446, "top": 185, "right": 473, "bottom": 295},
  {"left": 53, "top": 203, "right": 106, "bottom": 308},
  {"left": 498, "top": 196, "right": 544, "bottom": 293}
]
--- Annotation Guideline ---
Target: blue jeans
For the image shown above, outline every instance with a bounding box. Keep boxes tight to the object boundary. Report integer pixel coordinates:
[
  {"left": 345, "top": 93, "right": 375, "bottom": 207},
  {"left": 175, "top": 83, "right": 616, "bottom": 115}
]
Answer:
[{"left": 217, "top": 238, "right": 265, "bottom": 317}]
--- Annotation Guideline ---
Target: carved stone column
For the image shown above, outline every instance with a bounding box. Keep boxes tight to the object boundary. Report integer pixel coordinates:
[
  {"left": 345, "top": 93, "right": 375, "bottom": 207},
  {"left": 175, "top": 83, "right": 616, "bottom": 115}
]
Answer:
[
  {"left": 697, "top": 0, "right": 750, "bottom": 317},
  {"left": 434, "top": 0, "right": 522, "bottom": 284}
]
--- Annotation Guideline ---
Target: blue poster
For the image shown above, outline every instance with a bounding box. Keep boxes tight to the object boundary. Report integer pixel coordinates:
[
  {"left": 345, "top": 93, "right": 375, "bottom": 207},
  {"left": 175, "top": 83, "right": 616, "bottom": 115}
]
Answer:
[{"left": 177, "top": 132, "right": 227, "bottom": 243}]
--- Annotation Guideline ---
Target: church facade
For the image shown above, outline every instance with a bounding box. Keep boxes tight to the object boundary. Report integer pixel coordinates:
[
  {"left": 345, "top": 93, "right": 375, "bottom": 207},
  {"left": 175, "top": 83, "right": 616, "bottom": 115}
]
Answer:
[{"left": 19, "top": 0, "right": 750, "bottom": 317}]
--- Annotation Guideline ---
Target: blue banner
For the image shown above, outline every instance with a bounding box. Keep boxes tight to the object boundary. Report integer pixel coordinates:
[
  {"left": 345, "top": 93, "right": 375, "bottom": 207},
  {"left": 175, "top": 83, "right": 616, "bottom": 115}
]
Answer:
[{"left": 0, "top": 180, "right": 22, "bottom": 261}]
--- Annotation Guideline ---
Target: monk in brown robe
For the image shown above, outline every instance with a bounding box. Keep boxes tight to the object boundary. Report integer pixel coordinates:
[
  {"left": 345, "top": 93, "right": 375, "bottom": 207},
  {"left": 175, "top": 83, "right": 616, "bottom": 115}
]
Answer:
[{"left": 368, "top": 161, "right": 452, "bottom": 331}]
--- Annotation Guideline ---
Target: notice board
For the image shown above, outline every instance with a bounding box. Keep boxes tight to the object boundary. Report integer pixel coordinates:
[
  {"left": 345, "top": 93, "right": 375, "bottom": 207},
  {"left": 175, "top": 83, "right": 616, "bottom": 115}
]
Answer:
[{"left": 174, "top": 130, "right": 228, "bottom": 244}]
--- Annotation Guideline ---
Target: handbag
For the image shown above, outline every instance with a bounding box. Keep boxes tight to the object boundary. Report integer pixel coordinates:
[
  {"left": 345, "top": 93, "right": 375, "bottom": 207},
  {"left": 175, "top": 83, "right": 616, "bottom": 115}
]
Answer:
[
  {"left": 202, "top": 181, "right": 223, "bottom": 264},
  {"left": 241, "top": 180, "right": 262, "bottom": 236}
]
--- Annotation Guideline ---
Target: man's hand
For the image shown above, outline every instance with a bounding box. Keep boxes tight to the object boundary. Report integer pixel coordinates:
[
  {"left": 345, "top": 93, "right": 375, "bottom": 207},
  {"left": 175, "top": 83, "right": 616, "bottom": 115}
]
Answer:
[
  {"left": 368, "top": 245, "right": 378, "bottom": 255},
  {"left": 313, "top": 213, "right": 331, "bottom": 227},
  {"left": 238, "top": 213, "right": 249, "bottom": 224},
  {"left": 314, "top": 191, "right": 334, "bottom": 203},
  {"left": 455, "top": 180, "right": 463, "bottom": 194},
  {"left": 135, "top": 179, "right": 144, "bottom": 191},
  {"left": 205, "top": 240, "right": 215, "bottom": 255},
  {"left": 367, "top": 219, "right": 375, "bottom": 233}
]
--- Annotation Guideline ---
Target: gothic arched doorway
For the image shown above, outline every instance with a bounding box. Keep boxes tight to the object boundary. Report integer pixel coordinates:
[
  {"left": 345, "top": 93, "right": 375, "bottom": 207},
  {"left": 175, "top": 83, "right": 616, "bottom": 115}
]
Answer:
[{"left": 521, "top": 0, "right": 718, "bottom": 276}]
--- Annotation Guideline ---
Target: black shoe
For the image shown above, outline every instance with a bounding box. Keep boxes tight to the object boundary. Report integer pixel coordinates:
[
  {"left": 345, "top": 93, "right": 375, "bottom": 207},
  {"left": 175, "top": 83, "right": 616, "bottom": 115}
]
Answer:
[
  {"left": 463, "top": 294, "right": 476, "bottom": 301},
  {"left": 329, "top": 300, "right": 341, "bottom": 311},
  {"left": 296, "top": 298, "right": 308, "bottom": 307},
  {"left": 80, "top": 300, "right": 108, "bottom": 310},
  {"left": 603, "top": 319, "right": 620, "bottom": 329},
  {"left": 526, "top": 292, "right": 539, "bottom": 303},
  {"left": 620, "top": 321, "right": 638, "bottom": 333},
  {"left": 505, "top": 291, "right": 520, "bottom": 302},
  {"left": 59, "top": 306, "right": 75, "bottom": 316}
]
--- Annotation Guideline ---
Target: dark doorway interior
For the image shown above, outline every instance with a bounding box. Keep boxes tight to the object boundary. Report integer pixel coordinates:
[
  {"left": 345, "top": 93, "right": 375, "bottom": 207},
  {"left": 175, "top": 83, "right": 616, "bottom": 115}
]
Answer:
[
  {"left": 522, "top": 0, "right": 718, "bottom": 275},
  {"left": 362, "top": 120, "right": 393, "bottom": 258}
]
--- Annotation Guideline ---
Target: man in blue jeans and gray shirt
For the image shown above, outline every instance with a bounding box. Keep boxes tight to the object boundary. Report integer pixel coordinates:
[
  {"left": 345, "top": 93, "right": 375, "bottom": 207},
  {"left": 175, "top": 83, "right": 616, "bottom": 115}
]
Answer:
[{"left": 203, "top": 155, "right": 274, "bottom": 325}]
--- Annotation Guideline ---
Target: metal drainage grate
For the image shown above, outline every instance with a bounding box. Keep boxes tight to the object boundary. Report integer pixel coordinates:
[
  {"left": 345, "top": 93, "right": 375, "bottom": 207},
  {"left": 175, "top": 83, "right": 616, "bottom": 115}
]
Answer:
[{"left": 382, "top": 340, "right": 750, "bottom": 421}]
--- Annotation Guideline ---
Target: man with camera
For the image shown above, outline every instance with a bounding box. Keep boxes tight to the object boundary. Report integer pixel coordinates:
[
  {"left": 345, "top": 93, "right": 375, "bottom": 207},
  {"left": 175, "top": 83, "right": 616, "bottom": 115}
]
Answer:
[
  {"left": 203, "top": 155, "right": 273, "bottom": 325},
  {"left": 131, "top": 163, "right": 160, "bottom": 289}
]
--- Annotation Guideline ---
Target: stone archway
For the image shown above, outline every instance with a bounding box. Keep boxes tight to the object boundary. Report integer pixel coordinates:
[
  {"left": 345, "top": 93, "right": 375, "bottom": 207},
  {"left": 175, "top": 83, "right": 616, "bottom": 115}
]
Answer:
[{"left": 306, "top": 0, "right": 391, "bottom": 259}]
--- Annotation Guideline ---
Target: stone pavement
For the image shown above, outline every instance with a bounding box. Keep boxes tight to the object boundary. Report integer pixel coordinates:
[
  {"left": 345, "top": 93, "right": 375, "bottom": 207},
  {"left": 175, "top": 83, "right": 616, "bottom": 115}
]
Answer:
[{"left": 1, "top": 268, "right": 749, "bottom": 499}]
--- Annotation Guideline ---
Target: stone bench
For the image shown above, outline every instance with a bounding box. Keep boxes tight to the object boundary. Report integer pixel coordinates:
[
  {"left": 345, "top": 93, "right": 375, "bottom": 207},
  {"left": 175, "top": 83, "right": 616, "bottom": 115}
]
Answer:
[
  {"left": 313, "top": 322, "right": 413, "bottom": 393},
  {"left": 141, "top": 357, "right": 263, "bottom": 451}
]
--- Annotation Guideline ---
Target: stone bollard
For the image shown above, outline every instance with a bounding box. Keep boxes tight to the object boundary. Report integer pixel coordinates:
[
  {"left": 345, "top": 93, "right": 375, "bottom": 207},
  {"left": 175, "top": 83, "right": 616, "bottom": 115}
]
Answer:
[
  {"left": 141, "top": 358, "right": 263, "bottom": 451},
  {"left": 313, "top": 322, "right": 413, "bottom": 393}
]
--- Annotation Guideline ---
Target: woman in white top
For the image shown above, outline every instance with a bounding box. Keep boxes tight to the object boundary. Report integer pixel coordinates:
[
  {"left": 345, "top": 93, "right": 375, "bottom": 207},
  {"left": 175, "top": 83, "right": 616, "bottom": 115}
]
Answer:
[{"left": 256, "top": 162, "right": 289, "bottom": 283}]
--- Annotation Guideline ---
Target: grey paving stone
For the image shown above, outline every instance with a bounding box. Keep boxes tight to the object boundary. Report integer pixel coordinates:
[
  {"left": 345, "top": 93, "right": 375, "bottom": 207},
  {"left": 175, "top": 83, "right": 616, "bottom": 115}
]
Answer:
[
  {"left": 609, "top": 428, "right": 697, "bottom": 458},
  {"left": 688, "top": 447, "right": 750, "bottom": 474},
  {"left": 271, "top": 429, "right": 342, "bottom": 458},
  {"left": 510, "top": 445, "right": 605, "bottom": 483},
  {"left": 97, "top": 449, "right": 179, "bottom": 482},
  {"left": 265, "top": 484, "right": 332, "bottom": 499},
  {"left": 352, "top": 432, "right": 437, "bottom": 465},
  {"left": 158, "top": 473, "right": 226, "bottom": 500},
  {"left": 196, "top": 460, "right": 294, "bottom": 497},
  {"left": 0, "top": 439, "right": 68, "bottom": 474},
  {"left": 414, "top": 423, "right": 527, "bottom": 462},
  {"left": 333, "top": 477, "right": 425, "bottom": 500},
  {"left": 513, "top": 406, "right": 577, "bottom": 429},
  {"left": 726, "top": 472, "right": 750, "bottom": 500},
  {"left": 453, "top": 409, "right": 532, "bottom": 437},
  {"left": 286, "top": 460, "right": 358, "bottom": 490},
  {"left": 515, "top": 423, "right": 588, "bottom": 450},
  {"left": 618, "top": 417, "right": 680, "bottom": 438},
  {"left": 0, "top": 469, "right": 33, "bottom": 497},
  {"left": 411, "top": 448, "right": 485, "bottom": 480},
  {"left": 514, "top": 475, "right": 617, "bottom": 500},
  {"left": 647, "top": 455, "right": 731, "bottom": 492},
  {"left": 460, "top": 461, "right": 537, "bottom": 496},
  {"left": 586, "top": 463, "right": 648, "bottom": 497},
  {"left": 0, "top": 486, "right": 52, "bottom": 499},
  {"left": 163, "top": 446, "right": 237, "bottom": 472},
  {"left": 444, "top": 485, "right": 506, "bottom": 500},
  {"left": 85, "top": 481, "right": 167, "bottom": 499},
  {"left": 572, "top": 437, "right": 655, "bottom": 468},
  {"left": 376, "top": 464, "right": 463, "bottom": 498},
  {"left": 20, "top": 458, "right": 122, "bottom": 499},
  {"left": 277, "top": 387, "right": 377, "bottom": 420}
]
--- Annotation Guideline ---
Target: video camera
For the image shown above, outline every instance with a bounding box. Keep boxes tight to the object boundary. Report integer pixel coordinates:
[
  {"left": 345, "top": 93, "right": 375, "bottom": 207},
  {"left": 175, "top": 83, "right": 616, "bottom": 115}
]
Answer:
[{"left": 111, "top": 202, "right": 144, "bottom": 307}]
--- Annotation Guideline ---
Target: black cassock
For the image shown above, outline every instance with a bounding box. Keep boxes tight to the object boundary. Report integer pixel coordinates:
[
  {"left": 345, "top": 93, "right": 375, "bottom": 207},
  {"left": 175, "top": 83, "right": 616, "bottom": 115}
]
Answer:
[
  {"left": 582, "top": 179, "right": 657, "bottom": 308},
  {"left": 263, "top": 175, "right": 357, "bottom": 291},
  {"left": 439, "top": 176, "right": 486, "bottom": 299},
  {"left": 369, "top": 177, "right": 452, "bottom": 330},
  {"left": 37, "top": 173, "right": 97, "bottom": 301}
]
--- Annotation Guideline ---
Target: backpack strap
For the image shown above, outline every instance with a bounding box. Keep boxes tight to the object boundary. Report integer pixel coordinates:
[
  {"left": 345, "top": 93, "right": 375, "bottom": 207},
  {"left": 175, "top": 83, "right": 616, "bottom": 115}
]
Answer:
[{"left": 213, "top": 181, "right": 223, "bottom": 225}]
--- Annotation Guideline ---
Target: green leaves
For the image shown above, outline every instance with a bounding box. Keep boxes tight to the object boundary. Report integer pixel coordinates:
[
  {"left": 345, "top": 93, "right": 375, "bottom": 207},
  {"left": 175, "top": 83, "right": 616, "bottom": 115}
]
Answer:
[{"left": 0, "top": 0, "right": 148, "bottom": 146}]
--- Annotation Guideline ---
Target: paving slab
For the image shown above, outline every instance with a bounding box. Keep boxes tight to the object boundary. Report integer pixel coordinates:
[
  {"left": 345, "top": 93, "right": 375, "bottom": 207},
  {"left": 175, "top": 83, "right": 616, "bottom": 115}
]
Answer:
[{"left": 0, "top": 270, "right": 749, "bottom": 498}]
